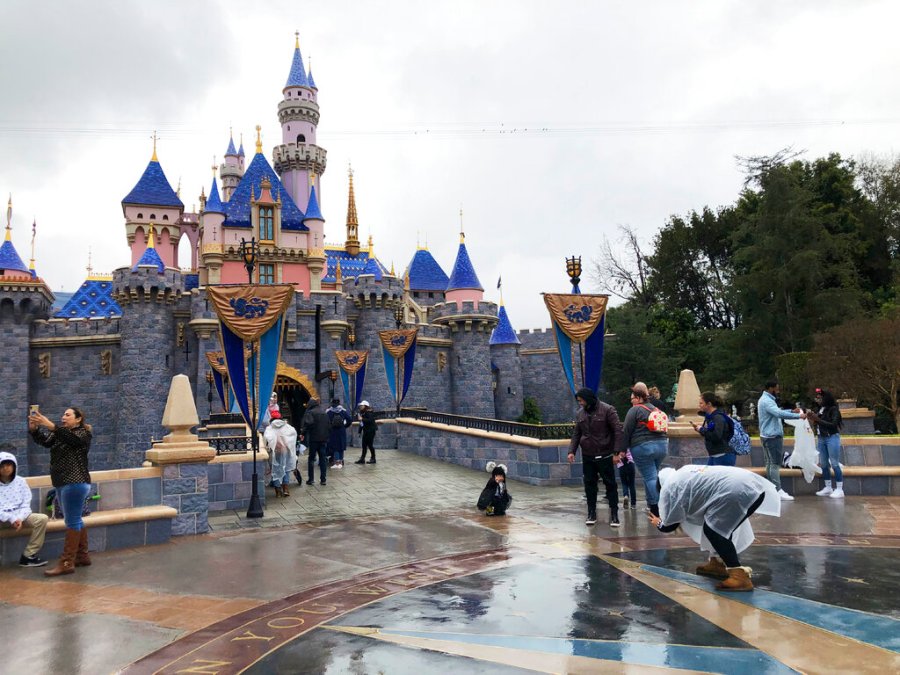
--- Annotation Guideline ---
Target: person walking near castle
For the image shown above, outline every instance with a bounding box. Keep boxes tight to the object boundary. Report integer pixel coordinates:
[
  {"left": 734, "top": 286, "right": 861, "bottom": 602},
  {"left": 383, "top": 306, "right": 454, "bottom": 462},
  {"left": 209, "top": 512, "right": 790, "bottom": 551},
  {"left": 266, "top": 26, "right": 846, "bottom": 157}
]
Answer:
[
  {"left": 757, "top": 380, "right": 804, "bottom": 501},
  {"left": 355, "top": 401, "right": 378, "bottom": 464},
  {"left": 0, "top": 452, "right": 49, "bottom": 567},
  {"left": 264, "top": 411, "right": 297, "bottom": 497},
  {"left": 568, "top": 388, "right": 623, "bottom": 527},
  {"left": 622, "top": 382, "right": 669, "bottom": 517},
  {"left": 28, "top": 407, "right": 93, "bottom": 576},
  {"left": 326, "top": 398, "right": 352, "bottom": 469},
  {"left": 301, "top": 398, "right": 331, "bottom": 486},
  {"left": 691, "top": 392, "right": 736, "bottom": 467},
  {"left": 807, "top": 388, "right": 845, "bottom": 499}
]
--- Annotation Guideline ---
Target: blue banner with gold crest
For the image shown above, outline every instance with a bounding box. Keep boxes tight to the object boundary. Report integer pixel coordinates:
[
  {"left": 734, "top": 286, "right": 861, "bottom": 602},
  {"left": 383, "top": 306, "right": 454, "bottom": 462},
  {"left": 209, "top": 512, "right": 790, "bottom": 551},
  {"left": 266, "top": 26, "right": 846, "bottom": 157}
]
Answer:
[
  {"left": 335, "top": 350, "right": 368, "bottom": 410},
  {"left": 543, "top": 293, "right": 608, "bottom": 395},
  {"left": 378, "top": 329, "right": 418, "bottom": 407}
]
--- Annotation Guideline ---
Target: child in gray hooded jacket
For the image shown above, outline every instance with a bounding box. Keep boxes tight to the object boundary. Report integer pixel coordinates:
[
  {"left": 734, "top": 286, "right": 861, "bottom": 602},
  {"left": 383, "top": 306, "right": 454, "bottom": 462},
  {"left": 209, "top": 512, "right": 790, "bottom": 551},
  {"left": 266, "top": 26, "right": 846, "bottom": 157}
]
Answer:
[{"left": 0, "top": 452, "right": 49, "bottom": 567}]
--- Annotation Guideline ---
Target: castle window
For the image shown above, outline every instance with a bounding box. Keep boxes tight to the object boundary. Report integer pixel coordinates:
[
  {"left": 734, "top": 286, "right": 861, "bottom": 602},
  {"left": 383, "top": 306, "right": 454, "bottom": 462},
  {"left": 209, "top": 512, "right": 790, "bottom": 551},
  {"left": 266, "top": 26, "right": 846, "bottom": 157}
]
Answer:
[
  {"left": 150, "top": 214, "right": 156, "bottom": 219},
  {"left": 297, "top": 134, "right": 306, "bottom": 143},
  {"left": 428, "top": 292, "right": 434, "bottom": 298},
  {"left": 413, "top": 291, "right": 420, "bottom": 298},
  {"left": 162, "top": 215, "right": 169, "bottom": 221},
  {"left": 259, "top": 206, "right": 274, "bottom": 241},
  {"left": 137, "top": 213, "right": 143, "bottom": 218},
  {"left": 259, "top": 263, "right": 275, "bottom": 285}
]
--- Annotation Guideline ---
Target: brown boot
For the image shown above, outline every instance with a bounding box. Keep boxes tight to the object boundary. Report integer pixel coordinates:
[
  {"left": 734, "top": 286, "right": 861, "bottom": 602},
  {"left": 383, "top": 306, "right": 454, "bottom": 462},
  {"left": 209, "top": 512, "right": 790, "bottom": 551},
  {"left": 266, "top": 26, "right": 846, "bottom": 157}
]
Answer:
[
  {"left": 273, "top": 486, "right": 283, "bottom": 498},
  {"left": 282, "top": 485, "right": 290, "bottom": 497},
  {"left": 696, "top": 557, "right": 728, "bottom": 579},
  {"left": 716, "top": 566, "right": 754, "bottom": 592},
  {"left": 75, "top": 529, "right": 91, "bottom": 567},
  {"left": 45, "top": 529, "right": 80, "bottom": 577}
]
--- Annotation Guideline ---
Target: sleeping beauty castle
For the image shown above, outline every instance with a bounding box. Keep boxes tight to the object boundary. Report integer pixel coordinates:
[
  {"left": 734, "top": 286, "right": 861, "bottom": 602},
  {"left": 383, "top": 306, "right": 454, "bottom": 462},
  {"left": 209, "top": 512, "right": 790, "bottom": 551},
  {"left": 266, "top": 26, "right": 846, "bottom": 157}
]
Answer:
[{"left": 0, "top": 34, "right": 571, "bottom": 476}]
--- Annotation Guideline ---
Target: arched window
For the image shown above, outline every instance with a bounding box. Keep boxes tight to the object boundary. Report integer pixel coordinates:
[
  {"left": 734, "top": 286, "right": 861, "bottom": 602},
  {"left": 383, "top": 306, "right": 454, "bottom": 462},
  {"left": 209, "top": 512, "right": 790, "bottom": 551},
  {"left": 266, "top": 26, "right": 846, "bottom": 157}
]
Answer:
[
  {"left": 137, "top": 213, "right": 143, "bottom": 219},
  {"left": 162, "top": 215, "right": 169, "bottom": 221},
  {"left": 259, "top": 206, "right": 274, "bottom": 241},
  {"left": 297, "top": 134, "right": 306, "bottom": 144}
]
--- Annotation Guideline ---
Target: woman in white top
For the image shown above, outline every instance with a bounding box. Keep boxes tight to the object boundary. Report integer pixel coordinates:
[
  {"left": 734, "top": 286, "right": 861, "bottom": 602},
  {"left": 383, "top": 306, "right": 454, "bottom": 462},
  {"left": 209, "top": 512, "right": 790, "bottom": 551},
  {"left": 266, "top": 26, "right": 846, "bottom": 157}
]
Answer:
[{"left": 648, "top": 465, "right": 780, "bottom": 591}]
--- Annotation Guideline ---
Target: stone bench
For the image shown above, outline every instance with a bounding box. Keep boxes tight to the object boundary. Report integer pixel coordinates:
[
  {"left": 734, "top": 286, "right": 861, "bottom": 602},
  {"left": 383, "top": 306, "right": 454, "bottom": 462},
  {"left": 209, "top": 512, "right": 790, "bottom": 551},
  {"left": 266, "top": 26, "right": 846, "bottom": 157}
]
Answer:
[
  {"left": 0, "top": 505, "right": 176, "bottom": 566},
  {"left": 745, "top": 466, "right": 900, "bottom": 496}
]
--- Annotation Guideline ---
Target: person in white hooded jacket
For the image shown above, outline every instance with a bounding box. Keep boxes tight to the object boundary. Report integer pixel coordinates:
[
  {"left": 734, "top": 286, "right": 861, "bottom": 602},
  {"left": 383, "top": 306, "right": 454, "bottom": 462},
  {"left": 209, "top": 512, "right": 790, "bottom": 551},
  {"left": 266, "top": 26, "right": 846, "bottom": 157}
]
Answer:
[
  {"left": 264, "top": 412, "right": 298, "bottom": 498},
  {"left": 0, "top": 452, "right": 49, "bottom": 567}
]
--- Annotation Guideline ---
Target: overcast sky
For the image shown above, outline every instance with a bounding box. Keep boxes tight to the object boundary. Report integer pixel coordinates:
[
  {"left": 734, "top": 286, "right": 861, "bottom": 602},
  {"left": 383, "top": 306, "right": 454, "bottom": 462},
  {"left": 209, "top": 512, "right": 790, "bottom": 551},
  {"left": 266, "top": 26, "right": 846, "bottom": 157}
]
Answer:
[{"left": 1, "top": 1, "right": 898, "bottom": 328}]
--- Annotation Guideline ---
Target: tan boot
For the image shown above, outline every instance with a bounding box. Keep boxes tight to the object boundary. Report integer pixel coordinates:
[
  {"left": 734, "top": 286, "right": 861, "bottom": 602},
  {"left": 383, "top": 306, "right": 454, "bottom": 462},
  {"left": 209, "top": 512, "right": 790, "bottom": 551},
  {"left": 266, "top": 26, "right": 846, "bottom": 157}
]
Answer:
[
  {"left": 75, "top": 529, "right": 91, "bottom": 567},
  {"left": 696, "top": 557, "right": 728, "bottom": 579},
  {"left": 273, "top": 485, "right": 283, "bottom": 498},
  {"left": 716, "top": 566, "right": 754, "bottom": 592},
  {"left": 45, "top": 529, "right": 80, "bottom": 577}
]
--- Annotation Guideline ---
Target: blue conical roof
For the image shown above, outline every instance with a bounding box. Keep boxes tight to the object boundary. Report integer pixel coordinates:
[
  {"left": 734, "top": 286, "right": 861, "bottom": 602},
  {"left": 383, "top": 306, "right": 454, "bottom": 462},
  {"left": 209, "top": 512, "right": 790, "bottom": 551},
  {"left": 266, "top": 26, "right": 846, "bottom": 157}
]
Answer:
[
  {"left": 304, "top": 185, "right": 324, "bottom": 221},
  {"left": 0, "top": 238, "right": 29, "bottom": 275},
  {"left": 308, "top": 67, "right": 317, "bottom": 90},
  {"left": 55, "top": 279, "right": 123, "bottom": 319},
  {"left": 122, "top": 160, "right": 184, "bottom": 209},
  {"left": 361, "top": 255, "right": 383, "bottom": 281},
  {"left": 133, "top": 242, "right": 165, "bottom": 273},
  {"left": 206, "top": 177, "right": 225, "bottom": 214},
  {"left": 238, "top": 141, "right": 245, "bottom": 157},
  {"left": 226, "top": 136, "right": 237, "bottom": 156},
  {"left": 446, "top": 241, "right": 483, "bottom": 291},
  {"left": 285, "top": 44, "right": 310, "bottom": 87},
  {"left": 224, "top": 152, "right": 307, "bottom": 230},
  {"left": 490, "top": 305, "right": 521, "bottom": 345},
  {"left": 406, "top": 248, "right": 449, "bottom": 291}
]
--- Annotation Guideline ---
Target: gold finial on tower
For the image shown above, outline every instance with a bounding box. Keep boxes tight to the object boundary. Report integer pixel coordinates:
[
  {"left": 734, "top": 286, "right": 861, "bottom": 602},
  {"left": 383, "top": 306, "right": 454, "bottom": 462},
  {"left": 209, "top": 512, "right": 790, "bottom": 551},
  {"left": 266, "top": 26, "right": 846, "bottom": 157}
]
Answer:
[
  {"left": 335, "top": 260, "right": 343, "bottom": 284},
  {"left": 4, "top": 194, "right": 10, "bottom": 242},
  {"left": 29, "top": 218, "right": 36, "bottom": 272},
  {"left": 212, "top": 157, "right": 217, "bottom": 176},
  {"left": 344, "top": 163, "right": 361, "bottom": 256},
  {"left": 368, "top": 234, "right": 374, "bottom": 254},
  {"left": 176, "top": 176, "right": 182, "bottom": 199},
  {"left": 255, "top": 125, "right": 262, "bottom": 154},
  {"left": 295, "top": 30, "right": 300, "bottom": 49},
  {"left": 390, "top": 261, "right": 395, "bottom": 276},
  {"left": 86, "top": 247, "right": 93, "bottom": 277},
  {"left": 147, "top": 224, "right": 156, "bottom": 249},
  {"left": 151, "top": 131, "right": 158, "bottom": 161},
  {"left": 459, "top": 207, "right": 465, "bottom": 243}
]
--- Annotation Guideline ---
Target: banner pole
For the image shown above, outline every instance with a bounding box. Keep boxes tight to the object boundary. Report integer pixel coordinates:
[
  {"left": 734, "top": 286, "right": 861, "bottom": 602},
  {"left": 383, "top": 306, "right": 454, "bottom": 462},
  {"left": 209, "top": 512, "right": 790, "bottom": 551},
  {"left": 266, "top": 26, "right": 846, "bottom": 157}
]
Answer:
[{"left": 247, "top": 340, "right": 263, "bottom": 518}]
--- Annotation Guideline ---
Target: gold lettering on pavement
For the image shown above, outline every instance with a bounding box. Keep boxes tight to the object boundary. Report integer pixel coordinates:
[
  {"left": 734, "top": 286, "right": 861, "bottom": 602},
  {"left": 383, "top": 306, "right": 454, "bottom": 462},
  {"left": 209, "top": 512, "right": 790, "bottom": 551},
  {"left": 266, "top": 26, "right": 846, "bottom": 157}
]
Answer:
[
  {"left": 230, "top": 631, "right": 275, "bottom": 643},
  {"left": 348, "top": 585, "right": 388, "bottom": 596},
  {"left": 175, "top": 660, "right": 232, "bottom": 674},
  {"left": 267, "top": 618, "right": 306, "bottom": 629}
]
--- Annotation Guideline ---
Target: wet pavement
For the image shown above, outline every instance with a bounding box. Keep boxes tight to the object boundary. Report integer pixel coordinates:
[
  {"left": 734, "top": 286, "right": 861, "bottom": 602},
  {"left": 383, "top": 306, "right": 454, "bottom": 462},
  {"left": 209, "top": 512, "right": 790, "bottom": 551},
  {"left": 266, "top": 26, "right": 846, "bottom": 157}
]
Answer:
[{"left": 0, "top": 451, "right": 898, "bottom": 673}]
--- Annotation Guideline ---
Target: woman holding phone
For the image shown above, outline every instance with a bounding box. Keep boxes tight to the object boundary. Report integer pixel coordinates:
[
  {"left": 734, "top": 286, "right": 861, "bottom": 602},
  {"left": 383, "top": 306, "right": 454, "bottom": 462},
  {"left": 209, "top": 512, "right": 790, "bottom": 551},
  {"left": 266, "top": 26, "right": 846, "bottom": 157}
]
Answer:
[{"left": 28, "top": 406, "right": 93, "bottom": 576}]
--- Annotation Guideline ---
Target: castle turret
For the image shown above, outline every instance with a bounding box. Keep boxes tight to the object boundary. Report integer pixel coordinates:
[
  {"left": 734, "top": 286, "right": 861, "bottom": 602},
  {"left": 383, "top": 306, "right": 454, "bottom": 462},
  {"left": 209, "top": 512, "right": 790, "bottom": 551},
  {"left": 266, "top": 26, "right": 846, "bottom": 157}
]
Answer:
[
  {"left": 273, "top": 32, "right": 327, "bottom": 212},
  {"left": 489, "top": 302, "right": 524, "bottom": 421},
  {"left": 199, "top": 168, "right": 226, "bottom": 285},
  {"left": 1, "top": 198, "right": 54, "bottom": 476},
  {"left": 445, "top": 229, "right": 484, "bottom": 308},
  {"left": 122, "top": 139, "right": 185, "bottom": 269},
  {"left": 405, "top": 245, "right": 449, "bottom": 307},
  {"left": 113, "top": 226, "right": 183, "bottom": 468},
  {"left": 220, "top": 130, "right": 243, "bottom": 202}
]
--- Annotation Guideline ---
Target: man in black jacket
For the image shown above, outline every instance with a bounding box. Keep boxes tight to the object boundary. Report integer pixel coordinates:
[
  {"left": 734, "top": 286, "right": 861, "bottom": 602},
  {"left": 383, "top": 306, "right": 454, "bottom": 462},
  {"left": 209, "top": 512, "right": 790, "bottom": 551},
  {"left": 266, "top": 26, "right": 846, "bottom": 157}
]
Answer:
[
  {"left": 567, "top": 388, "right": 624, "bottom": 527},
  {"left": 302, "top": 398, "right": 331, "bottom": 485},
  {"left": 354, "top": 401, "right": 378, "bottom": 464}
]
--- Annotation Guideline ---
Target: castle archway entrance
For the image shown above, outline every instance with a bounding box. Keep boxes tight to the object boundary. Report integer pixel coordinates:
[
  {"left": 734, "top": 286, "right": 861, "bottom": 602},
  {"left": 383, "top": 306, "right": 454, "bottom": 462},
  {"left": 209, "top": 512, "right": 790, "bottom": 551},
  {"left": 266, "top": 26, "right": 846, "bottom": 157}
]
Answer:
[{"left": 273, "top": 362, "right": 315, "bottom": 426}]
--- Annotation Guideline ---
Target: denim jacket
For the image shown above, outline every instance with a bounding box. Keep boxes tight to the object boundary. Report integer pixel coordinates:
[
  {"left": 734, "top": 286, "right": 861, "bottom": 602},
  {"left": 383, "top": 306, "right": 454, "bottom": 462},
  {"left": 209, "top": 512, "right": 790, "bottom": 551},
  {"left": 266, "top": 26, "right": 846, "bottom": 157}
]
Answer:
[{"left": 757, "top": 391, "right": 800, "bottom": 438}]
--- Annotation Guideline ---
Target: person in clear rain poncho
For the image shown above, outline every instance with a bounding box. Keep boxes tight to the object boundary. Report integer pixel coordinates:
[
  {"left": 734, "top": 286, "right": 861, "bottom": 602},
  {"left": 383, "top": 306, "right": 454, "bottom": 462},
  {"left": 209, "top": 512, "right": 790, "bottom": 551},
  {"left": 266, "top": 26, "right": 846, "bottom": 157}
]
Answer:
[
  {"left": 264, "top": 411, "right": 298, "bottom": 498},
  {"left": 648, "top": 465, "right": 780, "bottom": 591}
]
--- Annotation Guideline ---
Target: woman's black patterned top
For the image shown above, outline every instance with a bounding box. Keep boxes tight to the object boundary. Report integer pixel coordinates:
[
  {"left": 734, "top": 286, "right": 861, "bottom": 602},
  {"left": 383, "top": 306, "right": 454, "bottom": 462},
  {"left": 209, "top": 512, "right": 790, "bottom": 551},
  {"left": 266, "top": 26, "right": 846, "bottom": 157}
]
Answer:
[{"left": 30, "top": 426, "right": 92, "bottom": 487}]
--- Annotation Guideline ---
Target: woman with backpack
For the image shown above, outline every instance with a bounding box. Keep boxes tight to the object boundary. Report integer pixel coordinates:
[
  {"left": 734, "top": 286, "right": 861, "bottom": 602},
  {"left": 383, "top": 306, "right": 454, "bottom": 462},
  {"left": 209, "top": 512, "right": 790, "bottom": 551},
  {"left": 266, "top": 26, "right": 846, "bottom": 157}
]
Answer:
[
  {"left": 621, "top": 382, "right": 669, "bottom": 517},
  {"left": 807, "top": 388, "right": 845, "bottom": 499},
  {"left": 325, "top": 398, "right": 352, "bottom": 469},
  {"left": 691, "top": 392, "right": 736, "bottom": 466}
]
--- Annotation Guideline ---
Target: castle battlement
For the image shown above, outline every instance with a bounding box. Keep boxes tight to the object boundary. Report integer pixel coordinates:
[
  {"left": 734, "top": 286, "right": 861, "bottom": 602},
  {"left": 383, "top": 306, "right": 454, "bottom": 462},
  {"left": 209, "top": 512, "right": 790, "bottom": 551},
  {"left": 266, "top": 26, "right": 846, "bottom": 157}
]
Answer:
[
  {"left": 113, "top": 266, "right": 183, "bottom": 305},
  {"left": 415, "top": 323, "right": 452, "bottom": 341},
  {"left": 428, "top": 300, "right": 498, "bottom": 334},
  {"left": 32, "top": 317, "right": 121, "bottom": 339}
]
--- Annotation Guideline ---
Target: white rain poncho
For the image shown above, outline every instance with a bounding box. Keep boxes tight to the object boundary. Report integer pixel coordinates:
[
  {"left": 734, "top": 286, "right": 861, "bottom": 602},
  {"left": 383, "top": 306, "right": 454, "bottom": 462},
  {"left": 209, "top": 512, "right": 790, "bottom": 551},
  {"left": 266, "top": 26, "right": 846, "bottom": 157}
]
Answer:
[
  {"left": 264, "top": 419, "right": 298, "bottom": 484},
  {"left": 785, "top": 418, "right": 821, "bottom": 483},
  {"left": 658, "top": 465, "right": 780, "bottom": 555}
]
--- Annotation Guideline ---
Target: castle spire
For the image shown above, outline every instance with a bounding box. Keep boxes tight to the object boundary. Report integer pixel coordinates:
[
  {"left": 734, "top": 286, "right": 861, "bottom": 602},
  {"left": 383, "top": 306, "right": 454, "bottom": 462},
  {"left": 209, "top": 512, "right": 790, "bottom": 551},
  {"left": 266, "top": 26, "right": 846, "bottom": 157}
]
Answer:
[
  {"left": 459, "top": 207, "right": 465, "bottom": 243},
  {"left": 29, "top": 218, "right": 36, "bottom": 274},
  {"left": 344, "top": 164, "right": 360, "bottom": 256},
  {"left": 335, "top": 260, "right": 343, "bottom": 284},
  {"left": 151, "top": 131, "right": 158, "bottom": 162},
  {"left": 4, "top": 194, "right": 11, "bottom": 241},
  {"left": 86, "top": 247, "right": 93, "bottom": 277},
  {"left": 285, "top": 31, "right": 310, "bottom": 88},
  {"left": 255, "top": 125, "right": 263, "bottom": 154}
]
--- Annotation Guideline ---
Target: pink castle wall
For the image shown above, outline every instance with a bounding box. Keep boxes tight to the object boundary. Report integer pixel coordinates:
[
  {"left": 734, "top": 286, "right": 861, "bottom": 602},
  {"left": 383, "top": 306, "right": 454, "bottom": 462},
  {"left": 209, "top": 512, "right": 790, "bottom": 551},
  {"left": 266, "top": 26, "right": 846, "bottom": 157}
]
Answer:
[{"left": 445, "top": 289, "right": 483, "bottom": 308}]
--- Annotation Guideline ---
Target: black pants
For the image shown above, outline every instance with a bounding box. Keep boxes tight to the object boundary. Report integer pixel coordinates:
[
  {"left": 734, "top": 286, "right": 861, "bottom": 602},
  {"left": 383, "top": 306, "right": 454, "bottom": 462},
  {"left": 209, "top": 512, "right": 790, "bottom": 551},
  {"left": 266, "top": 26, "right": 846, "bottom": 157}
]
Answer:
[
  {"left": 619, "top": 462, "right": 636, "bottom": 504},
  {"left": 583, "top": 455, "right": 618, "bottom": 516},
  {"left": 359, "top": 430, "right": 376, "bottom": 460},
  {"left": 702, "top": 492, "right": 765, "bottom": 567},
  {"left": 307, "top": 441, "right": 328, "bottom": 483}
]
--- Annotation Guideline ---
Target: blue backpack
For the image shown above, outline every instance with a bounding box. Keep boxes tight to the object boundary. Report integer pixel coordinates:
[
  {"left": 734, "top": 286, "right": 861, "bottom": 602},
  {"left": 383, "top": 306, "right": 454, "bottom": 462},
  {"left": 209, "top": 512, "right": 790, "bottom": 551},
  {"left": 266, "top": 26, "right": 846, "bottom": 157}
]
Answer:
[{"left": 727, "top": 416, "right": 751, "bottom": 455}]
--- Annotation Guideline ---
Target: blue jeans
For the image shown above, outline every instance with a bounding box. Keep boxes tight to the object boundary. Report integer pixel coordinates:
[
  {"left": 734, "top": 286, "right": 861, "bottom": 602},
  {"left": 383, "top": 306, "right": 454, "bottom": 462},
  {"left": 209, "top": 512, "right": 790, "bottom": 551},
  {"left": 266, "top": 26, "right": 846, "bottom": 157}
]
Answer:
[
  {"left": 631, "top": 439, "right": 668, "bottom": 506},
  {"left": 59, "top": 483, "right": 91, "bottom": 531},
  {"left": 707, "top": 453, "right": 736, "bottom": 467},
  {"left": 761, "top": 436, "right": 783, "bottom": 490},
  {"left": 818, "top": 434, "right": 842, "bottom": 483}
]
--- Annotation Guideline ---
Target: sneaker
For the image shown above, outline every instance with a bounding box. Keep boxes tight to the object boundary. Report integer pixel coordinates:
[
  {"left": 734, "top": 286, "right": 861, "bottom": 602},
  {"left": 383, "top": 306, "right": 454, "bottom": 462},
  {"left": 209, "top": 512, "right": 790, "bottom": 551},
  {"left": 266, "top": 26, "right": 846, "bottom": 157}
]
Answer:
[
  {"left": 19, "top": 554, "right": 48, "bottom": 568},
  {"left": 306, "top": 480, "right": 314, "bottom": 486},
  {"left": 320, "top": 480, "right": 326, "bottom": 486},
  {"left": 816, "top": 486, "right": 833, "bottom": 497},
  {"left": 829, "top": 488, "right": 845, "bottom": 499},
  {"left": 610, "top": 514, "right": 620, "bottom": 528},
  {"left": 622, "top": 500, "right": 630, "bottom": 509},
  {"left": 778, "top": 489, "right": 794, "bottom": 501},
  {"left": 585, "top": 512, "right": 597, "bottom": 526},
  {"left": 367, "top": 459, "right": 376, "bottom": 464}
]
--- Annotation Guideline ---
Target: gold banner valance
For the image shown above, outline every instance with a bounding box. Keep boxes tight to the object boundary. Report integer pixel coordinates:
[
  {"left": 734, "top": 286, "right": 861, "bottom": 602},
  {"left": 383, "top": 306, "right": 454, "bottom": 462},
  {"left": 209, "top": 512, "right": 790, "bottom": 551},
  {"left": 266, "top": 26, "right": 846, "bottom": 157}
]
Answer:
[
  {"left": 335, "top": 350, "right": 368, "bottom": 375},
  {"left": 378, "top": 329, "right": 418, "bottom": 359},
  {"left": 205, "top": 351, "right": 228, "bottom": 376},
  {"left": 207, "top": 284, "right": 295, "bottom": 342},
  {"left": 542, "top": 293, "right": 608, "bottom": 343}
]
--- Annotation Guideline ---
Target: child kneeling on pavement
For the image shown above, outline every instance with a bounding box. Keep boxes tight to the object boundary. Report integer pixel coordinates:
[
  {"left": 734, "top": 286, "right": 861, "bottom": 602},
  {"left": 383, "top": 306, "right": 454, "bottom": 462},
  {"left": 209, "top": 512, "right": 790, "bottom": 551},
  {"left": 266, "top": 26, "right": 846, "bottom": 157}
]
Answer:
[
  {"left": 477, "top": 462, "right": 512, "bottom": 516},
  {"left": 0, "top": 452, "right": 49, "bottom": 567}
]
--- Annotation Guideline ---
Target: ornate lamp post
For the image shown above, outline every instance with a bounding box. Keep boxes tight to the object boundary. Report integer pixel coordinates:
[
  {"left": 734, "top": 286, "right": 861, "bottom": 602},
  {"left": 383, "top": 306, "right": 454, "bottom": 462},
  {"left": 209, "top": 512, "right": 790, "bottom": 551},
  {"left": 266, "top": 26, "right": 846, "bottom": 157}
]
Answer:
[
  {"left": 565, "top": 255, "right": 582, "bottom": 292},
  {"left": 329, "top": 369, "right": 337, "bottom": 400},
  {"left": 393, "top": 304, "right": 404, "bottom": 418},
  {"left": 239, "top": 236, "right": 264, "bottom": 519},
  {"left": 205, "top": 371, "right": 214, "bottom": 418}
]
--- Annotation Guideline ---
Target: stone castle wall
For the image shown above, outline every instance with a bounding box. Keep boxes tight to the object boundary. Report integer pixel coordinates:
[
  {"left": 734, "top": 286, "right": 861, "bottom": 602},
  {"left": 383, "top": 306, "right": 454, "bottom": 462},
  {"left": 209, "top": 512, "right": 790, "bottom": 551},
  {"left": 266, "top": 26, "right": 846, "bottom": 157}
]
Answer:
[{"left": 517, "top": 328, "right": 575, "bottom": 423}]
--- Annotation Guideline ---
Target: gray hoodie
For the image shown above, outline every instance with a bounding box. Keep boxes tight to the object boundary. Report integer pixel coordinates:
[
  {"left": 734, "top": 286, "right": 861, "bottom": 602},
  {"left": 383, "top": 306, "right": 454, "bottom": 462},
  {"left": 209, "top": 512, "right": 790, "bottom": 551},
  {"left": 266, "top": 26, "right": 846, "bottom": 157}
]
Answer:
[{"left": 0, "top": 452, "right": 33, "bottom": 524}]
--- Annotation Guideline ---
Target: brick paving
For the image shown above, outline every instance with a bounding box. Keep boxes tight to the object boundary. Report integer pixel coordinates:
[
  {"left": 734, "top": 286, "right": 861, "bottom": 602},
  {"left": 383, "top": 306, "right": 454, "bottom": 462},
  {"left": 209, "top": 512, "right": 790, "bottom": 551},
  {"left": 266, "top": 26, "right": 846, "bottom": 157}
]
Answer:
[{"left": 208, "top": 449, "right": 585, "bottom": 531}]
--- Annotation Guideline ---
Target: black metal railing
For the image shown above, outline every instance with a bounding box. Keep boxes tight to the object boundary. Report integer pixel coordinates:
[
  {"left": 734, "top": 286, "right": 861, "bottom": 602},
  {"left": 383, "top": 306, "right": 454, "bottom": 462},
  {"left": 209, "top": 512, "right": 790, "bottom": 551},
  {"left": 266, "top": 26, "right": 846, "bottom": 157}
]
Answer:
[
  {"left": 208, "top": 436, "right": 252, "bottom": 455},
  {"left": 377, "top": 408, "right": 574, "bottom": 440},
  {"left": 202, "top": 413, "right": 247, "bottom": 427}
]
